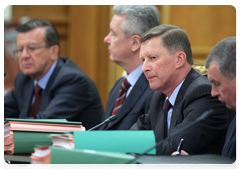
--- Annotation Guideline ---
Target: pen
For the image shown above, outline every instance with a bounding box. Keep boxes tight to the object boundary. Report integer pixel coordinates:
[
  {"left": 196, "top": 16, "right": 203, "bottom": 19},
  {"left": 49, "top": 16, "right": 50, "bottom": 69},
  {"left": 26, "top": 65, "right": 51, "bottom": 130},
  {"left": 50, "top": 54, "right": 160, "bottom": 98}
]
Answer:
[{"left": 176, "top": 138, "right": 184, "bottom": 156}]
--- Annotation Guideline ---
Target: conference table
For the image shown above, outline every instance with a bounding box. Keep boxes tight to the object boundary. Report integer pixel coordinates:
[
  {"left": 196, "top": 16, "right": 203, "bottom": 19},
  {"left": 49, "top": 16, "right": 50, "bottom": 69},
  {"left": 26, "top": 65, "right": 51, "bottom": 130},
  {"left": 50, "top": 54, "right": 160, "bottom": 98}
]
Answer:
[{"left": 5, "top": 154, "right": 234, "bottom": 164}]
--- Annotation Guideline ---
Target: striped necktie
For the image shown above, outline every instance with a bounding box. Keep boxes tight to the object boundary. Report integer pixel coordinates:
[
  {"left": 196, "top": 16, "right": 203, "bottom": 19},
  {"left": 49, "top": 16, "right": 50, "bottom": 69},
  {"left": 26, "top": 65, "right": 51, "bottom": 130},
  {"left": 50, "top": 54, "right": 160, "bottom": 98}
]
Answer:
[{"left": 111, "top": 78, "right": 131, "bottom": 116}]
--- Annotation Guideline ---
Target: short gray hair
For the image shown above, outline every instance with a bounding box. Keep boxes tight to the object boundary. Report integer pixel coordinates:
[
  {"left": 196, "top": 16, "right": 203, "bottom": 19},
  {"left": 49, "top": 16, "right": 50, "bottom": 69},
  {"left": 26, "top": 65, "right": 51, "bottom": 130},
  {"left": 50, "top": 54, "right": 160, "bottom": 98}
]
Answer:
[
  {"left": 205, "top": 37, "right": 236, "bottom": 80},
  {"left": 113, "top": 5, "right": 161, "bottom": 37},
  {"left": 140, "top": 24, "right": 194, "bottom": 65}
]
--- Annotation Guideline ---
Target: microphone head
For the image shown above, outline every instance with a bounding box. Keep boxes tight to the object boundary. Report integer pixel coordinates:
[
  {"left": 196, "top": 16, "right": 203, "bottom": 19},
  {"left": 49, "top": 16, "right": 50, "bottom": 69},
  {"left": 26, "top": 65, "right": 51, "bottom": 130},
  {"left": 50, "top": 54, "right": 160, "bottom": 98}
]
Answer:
[
  {"left": 199, "top": 109, "right": 214, "bottom": 121},
  {"left": 108, "top": 115, "right": 117, "bottom": 122}
]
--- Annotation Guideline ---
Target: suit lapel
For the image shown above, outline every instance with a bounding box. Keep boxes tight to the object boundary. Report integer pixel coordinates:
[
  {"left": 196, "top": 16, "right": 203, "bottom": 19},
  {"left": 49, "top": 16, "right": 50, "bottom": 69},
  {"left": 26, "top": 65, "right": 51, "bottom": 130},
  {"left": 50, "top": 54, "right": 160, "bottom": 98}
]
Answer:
[
  {"left": 20, "top": 79, "right": 34, "bottom": 117},
  {"left": 148, "top": 91, "right": 166, "bottom": 141},
  {"left": 224, "top": 115, "right": 236, "bottom": 151},
  {"left": 40, "top": 58, "right": 64, "bottom": 110},
  {"left": 169, "top": 69, "right": 200, "bottom": 133},
  {"left": 107, "top": 74, "right": 148, "bottom": 129},
  {"left": 155, "top": 101, "right": 165, "bottom": 141}
]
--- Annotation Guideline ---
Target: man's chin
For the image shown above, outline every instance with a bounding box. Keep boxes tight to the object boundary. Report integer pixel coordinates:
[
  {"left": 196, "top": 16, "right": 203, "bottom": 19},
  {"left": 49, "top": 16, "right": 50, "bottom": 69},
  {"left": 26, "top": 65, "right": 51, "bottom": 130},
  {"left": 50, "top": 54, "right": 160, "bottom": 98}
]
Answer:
[
  {"left": 22, "top": 70, "right": 35, "bottom": 77},
  {"left": 225, "top": 103, "right": 234, "bottom": 110}
]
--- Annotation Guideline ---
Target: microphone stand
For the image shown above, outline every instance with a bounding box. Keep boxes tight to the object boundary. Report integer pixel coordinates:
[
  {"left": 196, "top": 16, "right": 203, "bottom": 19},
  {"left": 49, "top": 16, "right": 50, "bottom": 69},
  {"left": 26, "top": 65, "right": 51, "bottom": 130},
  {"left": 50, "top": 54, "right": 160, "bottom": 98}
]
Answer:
[
  {"left": 87, "top": 115, "right": 117, "bottom": 131},
  {"left": 125, "top": 109, "right": 214, "bottom": 164}
]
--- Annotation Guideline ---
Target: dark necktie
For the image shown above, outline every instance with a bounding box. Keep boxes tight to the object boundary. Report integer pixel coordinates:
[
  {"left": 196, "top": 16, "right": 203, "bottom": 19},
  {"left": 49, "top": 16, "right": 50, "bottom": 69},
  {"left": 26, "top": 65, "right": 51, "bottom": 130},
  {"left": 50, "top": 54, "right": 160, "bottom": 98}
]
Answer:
[
  {"left": 30, "top": 84, "right": 43, "bottom": 118},
  {"left": 111, "top": 78, "right": 131, "bottom": 116},
  {"left": 163, "top": 99, "right": 172, "bottom": 138}
]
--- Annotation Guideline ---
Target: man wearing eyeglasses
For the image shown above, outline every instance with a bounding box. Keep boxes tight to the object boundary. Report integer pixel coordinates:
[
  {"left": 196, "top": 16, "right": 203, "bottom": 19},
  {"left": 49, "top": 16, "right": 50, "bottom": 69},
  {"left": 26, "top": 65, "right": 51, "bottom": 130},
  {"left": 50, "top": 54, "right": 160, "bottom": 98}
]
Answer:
[{"left": 4, "top": 19, "right": 104, "bottom": 130}]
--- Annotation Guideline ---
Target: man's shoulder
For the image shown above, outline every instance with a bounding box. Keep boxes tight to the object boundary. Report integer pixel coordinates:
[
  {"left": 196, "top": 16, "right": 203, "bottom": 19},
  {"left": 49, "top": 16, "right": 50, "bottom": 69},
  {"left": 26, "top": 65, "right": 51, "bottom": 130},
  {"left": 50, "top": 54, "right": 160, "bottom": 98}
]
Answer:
[
  {"left": 15, "top": 71, "right": 32, "bottom": 84},
  {"left": 58, "top": 57, "right": 79, "bottom": 69},
  {"left": 55, "top": 57, "right": 84, "bottom": 76}
]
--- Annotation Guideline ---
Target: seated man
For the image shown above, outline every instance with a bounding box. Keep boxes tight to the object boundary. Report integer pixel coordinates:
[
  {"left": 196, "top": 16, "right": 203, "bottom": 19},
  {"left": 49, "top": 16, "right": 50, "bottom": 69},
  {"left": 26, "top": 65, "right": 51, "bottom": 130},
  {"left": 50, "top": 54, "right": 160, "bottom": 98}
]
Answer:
[
  {"left": 131, "top": 24, "right": 231, "bottom": 155},
  {"left": 100, "top": 5, "right": 160, "bottom": 130},
  {"left": 172, "top": 37, "right": 236, "bottom": 161},
  {"left": 4, "top": 19, "right": 104, "bottom": 130}
]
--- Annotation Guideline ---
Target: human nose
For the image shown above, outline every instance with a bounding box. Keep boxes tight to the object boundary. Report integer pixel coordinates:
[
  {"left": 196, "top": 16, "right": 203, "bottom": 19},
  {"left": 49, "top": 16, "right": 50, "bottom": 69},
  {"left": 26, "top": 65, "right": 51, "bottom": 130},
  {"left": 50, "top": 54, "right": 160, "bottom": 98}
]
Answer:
[
  {"left": 142, "top": 60, "right": 151, "bottom": 73},
  {"left": 104, "top": 33, "right": 110, "bottom": 44},
  {"left": 211, "top": 85, "right": 220, "bottom": 97},
  {"left": 20, "top": 47, "right": 31, "bottom": 58}
]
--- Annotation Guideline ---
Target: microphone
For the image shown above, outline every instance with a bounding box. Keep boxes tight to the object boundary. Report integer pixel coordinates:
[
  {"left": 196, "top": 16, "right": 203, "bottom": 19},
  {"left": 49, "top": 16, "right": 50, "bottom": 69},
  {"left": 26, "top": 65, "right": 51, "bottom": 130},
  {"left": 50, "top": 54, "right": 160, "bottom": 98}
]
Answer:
[
  {"left": 126, "top": 109, "right": 214, "bottom": 164},
  {"left": 87, "top": 115, "right": 117, "bottom": 131}
]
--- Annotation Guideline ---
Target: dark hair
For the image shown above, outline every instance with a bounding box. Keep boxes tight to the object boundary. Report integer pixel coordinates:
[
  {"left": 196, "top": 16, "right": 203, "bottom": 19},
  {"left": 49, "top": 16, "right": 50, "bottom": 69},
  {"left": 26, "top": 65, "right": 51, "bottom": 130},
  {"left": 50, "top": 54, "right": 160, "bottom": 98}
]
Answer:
[
  {"left": 16, "top": 19, "right": 59, "bottom": 48},
  {"left": 205, "top": 37, "right": 236, "bottom": 80},
  {"left": 140, "top": 24, "right": 194, "bottom": 65}
]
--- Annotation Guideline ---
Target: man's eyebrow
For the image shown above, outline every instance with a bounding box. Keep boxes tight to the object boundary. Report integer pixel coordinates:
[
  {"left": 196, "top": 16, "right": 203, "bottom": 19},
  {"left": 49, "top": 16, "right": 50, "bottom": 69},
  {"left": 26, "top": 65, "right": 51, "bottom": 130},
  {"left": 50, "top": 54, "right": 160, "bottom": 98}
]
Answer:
[{"left": 210, "top": 79, "right": 219, "bottom": 84}]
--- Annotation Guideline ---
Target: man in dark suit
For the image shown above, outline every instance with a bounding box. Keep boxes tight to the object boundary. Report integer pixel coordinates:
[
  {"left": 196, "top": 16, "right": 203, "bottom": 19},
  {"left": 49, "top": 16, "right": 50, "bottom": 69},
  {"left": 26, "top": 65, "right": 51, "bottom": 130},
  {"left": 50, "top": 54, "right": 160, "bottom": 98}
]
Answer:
[
  {"left": 4, "top": 19, "right": 104, "bottom": 130},
  {"left": 204, "top": 37, "right": 236, "bottom": 160},
  {"left": 131, "top": 24, "right": 231, "bottom": 155},
  {"left": 172, "top": 37, "right": 236, "bottom": 161},
  {"left": 100, "top": 5, "right": 161, "bottom": 130}
]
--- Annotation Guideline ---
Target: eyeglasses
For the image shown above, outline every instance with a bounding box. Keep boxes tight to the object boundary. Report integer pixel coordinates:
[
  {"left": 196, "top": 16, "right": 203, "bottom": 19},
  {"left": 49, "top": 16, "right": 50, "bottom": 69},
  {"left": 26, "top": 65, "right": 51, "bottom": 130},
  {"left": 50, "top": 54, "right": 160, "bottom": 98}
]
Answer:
[{"left": 13, "top": 45, "right": 50, "bottom": 57}]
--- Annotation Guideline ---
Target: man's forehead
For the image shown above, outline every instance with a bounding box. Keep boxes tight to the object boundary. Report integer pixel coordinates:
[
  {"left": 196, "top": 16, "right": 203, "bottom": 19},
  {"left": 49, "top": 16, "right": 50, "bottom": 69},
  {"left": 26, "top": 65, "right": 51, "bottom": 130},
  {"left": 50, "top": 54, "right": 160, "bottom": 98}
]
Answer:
[{"left": 207, "top": 63, "right": 221, "bottom": 81}]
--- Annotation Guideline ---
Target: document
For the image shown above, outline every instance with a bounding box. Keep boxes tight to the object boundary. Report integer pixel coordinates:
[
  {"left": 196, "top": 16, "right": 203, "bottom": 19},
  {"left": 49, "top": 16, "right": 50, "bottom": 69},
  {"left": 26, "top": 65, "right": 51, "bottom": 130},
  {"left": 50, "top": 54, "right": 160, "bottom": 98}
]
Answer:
[
  {"left": 4, "top": 119, "right": 84, "bottom": 154},
  {"left": 6, "top": 118, "right": 84, "bottom": 133}
]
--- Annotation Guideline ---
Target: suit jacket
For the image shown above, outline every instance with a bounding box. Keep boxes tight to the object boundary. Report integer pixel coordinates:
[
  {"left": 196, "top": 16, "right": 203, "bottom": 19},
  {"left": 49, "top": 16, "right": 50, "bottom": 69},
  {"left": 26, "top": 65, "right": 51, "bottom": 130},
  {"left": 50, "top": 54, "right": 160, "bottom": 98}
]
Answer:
[
  {"left": 4, "top": 57, "right": 104, "bottom": 130},
  {"left": 221, "top": 115, "right": 236, "bottom": 160},
  {"left": 133, "top": 69, "right": 231, "bottom": 155},
  {"left": 99, "top": 73, "right": 153, "bottom": 130}
]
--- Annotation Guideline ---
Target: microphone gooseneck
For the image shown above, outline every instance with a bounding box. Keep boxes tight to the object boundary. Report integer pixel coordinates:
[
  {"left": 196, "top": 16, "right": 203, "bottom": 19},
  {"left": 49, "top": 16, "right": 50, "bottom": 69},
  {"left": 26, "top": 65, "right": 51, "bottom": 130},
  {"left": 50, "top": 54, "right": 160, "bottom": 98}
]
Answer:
[
  {"left": 87, "top": 115, "right": 117, "bottom": 131},
  {"left": 126, "top": 109, "right": 214, "bottom": 164}
]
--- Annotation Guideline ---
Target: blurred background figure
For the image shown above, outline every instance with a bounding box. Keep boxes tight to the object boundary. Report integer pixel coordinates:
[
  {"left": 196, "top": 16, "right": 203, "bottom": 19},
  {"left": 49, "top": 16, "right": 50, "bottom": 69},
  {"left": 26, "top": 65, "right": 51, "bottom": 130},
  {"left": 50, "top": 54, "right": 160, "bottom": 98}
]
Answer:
[{"left": 4, "top": 19, "right": 104, "bottom": 130}]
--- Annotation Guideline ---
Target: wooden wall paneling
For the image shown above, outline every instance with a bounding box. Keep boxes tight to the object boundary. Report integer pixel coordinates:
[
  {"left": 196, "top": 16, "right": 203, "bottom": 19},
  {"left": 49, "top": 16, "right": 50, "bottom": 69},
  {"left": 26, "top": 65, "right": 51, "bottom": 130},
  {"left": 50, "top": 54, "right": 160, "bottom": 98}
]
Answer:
[
  {"left": 168, "top": 5, "right": 236, "bottom": 63},
  {"left": 12, "top": 5, "right": 69, "bottom": 57},
  {"left": 95, "top": 5, "right": 112, "bottom": 110},
  {"left": 68, "top": 5, "right": 110, "bottom": 110}
]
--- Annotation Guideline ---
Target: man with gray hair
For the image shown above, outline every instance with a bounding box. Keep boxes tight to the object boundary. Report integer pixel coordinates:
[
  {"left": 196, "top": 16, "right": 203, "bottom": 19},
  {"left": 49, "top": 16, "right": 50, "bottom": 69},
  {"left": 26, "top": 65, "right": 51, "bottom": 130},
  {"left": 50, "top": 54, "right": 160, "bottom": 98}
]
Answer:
[
  {"left": 100, "top": 5, "right": 160, "bottom": 130},
  {"left": 172, "top": 37, "right": 236, "bottom": 161},
  {"left": 205, "top": 37, "right": 236, "bottom": 160},
  {"left": 132, "top": 24, "right": 231, "bottom": 155}
]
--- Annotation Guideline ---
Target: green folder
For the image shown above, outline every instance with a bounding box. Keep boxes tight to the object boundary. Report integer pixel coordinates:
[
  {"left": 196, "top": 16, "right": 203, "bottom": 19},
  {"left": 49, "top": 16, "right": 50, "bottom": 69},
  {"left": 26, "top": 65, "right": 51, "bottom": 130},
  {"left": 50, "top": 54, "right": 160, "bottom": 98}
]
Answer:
[
  {"left": 74, "top": 131, "right": 156, "bottom": 154},
  {"left": 13, "top": 131, "right": 55, "bottom": 154},
  {"left": 7, "top": 119, "right": 81, "bottom": 154},
  {"left": 50, "top": 147, "right": 136, "bottom": 164}
]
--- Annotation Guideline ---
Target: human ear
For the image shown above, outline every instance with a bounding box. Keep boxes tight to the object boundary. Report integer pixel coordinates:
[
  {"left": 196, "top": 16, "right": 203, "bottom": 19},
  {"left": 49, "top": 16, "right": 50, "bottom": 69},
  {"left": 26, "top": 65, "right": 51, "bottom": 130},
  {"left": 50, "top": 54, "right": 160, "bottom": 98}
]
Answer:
[
  {"left": 175, "top": 51, "right": 186, "bottom": 69},
  {"left": 131, "top": 35, "right": 141, "bottom": 52},
  {"left": 50, "top": 45, "right": 59, "bottom": 60}
]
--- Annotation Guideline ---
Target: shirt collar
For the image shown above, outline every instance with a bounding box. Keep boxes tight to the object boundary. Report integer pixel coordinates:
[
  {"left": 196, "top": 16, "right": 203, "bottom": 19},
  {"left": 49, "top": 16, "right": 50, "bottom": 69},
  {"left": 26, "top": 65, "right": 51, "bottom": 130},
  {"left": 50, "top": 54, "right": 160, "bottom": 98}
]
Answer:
[
  {"left": 167, "top": 79, "right": 185, "bottom": 106},
  {"left": 125, "top": 64, "right": 143, "bottom": 87},
  {"left": 34, "top": 60, "right": 58, "bottom": 90}
]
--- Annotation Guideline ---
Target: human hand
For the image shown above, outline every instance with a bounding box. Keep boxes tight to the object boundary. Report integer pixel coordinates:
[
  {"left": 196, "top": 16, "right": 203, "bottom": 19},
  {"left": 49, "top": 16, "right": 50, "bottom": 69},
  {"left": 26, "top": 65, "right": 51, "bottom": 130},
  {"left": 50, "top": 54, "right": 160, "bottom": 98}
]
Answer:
[{"left": 171, "top": 150, "right": 189, "bottom": 156}]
